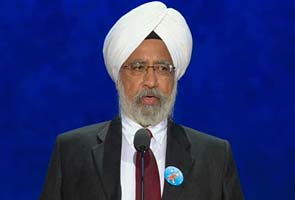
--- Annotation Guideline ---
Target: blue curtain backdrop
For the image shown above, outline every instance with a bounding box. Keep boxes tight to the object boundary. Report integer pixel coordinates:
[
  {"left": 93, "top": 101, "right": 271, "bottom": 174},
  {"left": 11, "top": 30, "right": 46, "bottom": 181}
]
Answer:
[{"left": 0, "top": 0, "right": 294, "bottom": 199}]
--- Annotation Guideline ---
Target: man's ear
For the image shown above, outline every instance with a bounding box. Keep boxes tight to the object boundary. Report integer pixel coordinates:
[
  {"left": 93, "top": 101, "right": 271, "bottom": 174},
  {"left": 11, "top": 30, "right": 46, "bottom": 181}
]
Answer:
[{"left": 115, "top": 72, "right": 122, "bottom": 90}]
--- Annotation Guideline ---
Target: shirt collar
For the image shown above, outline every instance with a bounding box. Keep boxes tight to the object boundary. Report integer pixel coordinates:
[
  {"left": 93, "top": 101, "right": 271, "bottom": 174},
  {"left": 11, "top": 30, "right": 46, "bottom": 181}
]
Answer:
[{"left": 121, "top": 114, "right": 168, "bottom": 146}]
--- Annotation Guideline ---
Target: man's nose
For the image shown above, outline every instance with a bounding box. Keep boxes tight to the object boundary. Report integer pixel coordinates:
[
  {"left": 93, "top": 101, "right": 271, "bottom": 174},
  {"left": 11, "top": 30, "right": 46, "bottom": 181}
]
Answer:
[{"left": 143, "top": 67, "right": 158, "bottom": 88}]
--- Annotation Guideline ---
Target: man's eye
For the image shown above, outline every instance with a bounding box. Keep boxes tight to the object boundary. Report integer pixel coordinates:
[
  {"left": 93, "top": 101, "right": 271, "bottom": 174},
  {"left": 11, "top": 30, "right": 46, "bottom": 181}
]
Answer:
[
  {"left": 158, "top": 64, "right": 170, "bottom": 71},
  {"left": 131, "top": 63, "right": 145, "bottom": 71}
]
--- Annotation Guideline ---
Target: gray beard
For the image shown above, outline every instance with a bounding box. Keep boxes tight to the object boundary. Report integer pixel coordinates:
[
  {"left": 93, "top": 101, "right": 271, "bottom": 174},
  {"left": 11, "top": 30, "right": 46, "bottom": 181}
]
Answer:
[{"left": 116, "top": 79, "right": 177, "bottom": 127}]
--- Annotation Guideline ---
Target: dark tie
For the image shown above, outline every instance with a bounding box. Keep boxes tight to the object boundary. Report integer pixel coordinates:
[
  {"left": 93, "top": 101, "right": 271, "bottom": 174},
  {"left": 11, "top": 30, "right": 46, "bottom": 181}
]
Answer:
[{"left": 135, "top": 130, "right": 161, "bottom": 200}]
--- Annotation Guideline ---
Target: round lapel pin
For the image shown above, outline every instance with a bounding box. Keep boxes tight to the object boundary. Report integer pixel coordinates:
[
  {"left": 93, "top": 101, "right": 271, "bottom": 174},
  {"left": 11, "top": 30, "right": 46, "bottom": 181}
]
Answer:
[{"left": 164, "top": 166, "right": 184, "bottom": 186}]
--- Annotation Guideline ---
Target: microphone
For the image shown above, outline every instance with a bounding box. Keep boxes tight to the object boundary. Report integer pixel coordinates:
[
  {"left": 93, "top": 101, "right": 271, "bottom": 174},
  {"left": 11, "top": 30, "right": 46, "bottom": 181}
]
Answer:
[
  {"left": 134, "top": 128, "right": 151, "bottom": 152},
  {"left": 134, "top": 128, "right": 151, "bottom": 200}
]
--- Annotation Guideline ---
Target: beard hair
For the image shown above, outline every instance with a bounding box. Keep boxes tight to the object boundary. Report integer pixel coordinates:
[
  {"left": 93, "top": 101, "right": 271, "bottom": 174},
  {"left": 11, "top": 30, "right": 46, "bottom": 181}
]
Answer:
[{"left": 116, "top": 78, "right": 177, "bottom": 127}]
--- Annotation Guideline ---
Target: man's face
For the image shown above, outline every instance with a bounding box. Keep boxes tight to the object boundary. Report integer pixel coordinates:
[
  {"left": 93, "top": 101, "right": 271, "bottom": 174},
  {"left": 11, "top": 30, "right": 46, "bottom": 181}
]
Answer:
[{"left": 117, "top": 39, "right": 176, "bottom": 126}]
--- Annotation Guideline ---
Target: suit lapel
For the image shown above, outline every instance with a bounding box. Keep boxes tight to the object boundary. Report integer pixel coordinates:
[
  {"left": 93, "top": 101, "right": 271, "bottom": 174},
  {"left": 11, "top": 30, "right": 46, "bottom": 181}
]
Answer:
[
  {"left": 162, "top": 120, "right": 195, "bottom": 200},
  {"left": 92, "top": 117, "right": 122, "bottom": 200}
]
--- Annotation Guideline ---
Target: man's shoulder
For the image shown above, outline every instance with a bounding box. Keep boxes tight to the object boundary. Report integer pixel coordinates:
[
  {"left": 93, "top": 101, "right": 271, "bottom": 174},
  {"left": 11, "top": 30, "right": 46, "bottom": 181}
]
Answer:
[
  {"left": 177, "top": 123, "right": 229, "bottom": 147},
  {"left": 57, "top": 120, "right": 111, "bottom": 143},
  {"left": 175, "top": 123, "right": 231, "bottom": 160}
]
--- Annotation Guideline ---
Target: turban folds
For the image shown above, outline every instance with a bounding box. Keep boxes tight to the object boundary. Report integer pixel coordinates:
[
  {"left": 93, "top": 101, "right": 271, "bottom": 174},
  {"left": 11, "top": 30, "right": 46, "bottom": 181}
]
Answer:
[{"left": 103, "top": 1, "right": 193, "bottom": 82}]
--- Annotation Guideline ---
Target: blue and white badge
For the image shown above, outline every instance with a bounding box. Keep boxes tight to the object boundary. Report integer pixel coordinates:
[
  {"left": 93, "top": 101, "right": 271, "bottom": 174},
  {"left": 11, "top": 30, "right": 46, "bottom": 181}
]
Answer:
[{"left": 164, "top": 166, "right": 184, "bottom": 186}]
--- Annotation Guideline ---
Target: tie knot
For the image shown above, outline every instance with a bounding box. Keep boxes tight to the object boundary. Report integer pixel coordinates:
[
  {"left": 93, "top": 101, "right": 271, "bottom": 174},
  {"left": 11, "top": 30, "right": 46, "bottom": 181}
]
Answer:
[{"left": 146, "top": 128, "right": 153, "bottom": 138}]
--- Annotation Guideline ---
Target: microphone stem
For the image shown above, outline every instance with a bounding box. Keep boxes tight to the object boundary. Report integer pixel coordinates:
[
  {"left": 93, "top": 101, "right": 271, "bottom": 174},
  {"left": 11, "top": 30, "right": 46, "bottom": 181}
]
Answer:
[{"left": 141, "top": 150, "right": 145, "bottom": 200}]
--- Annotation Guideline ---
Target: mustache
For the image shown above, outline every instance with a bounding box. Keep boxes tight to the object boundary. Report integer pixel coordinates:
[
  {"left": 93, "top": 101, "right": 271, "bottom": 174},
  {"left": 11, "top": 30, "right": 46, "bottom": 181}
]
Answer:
[{"left": 134, "top": 88, "right": 167, "bottom": 104}]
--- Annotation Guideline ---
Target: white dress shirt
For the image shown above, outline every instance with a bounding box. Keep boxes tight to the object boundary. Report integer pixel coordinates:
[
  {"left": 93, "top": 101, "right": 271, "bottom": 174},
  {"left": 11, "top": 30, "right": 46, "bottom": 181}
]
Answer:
[{"left": 120, "top": 114, "right": 167, "bottom": 200}]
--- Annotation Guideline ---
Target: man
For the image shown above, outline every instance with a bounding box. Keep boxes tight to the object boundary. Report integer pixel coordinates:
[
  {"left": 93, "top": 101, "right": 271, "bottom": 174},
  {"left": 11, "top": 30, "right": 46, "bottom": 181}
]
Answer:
[{"left": 40, "top": 1, "right": 244, "bottom": 200}]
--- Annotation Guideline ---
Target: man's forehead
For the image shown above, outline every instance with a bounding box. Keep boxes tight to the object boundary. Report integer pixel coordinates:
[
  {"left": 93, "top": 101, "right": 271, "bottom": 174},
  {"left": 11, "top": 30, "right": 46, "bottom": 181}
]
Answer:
[
  {"left": 123, "top": 39, "right": 173, "bottom": 64},
  {"left": 145, "top": 31, "right": 162, "bottom": 40}
]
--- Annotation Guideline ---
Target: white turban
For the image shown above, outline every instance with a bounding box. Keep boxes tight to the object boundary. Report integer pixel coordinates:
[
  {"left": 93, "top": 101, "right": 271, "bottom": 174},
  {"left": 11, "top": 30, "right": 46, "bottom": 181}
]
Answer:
[{"left": 103, "top": 1, "right": 193, "bottom": 82}]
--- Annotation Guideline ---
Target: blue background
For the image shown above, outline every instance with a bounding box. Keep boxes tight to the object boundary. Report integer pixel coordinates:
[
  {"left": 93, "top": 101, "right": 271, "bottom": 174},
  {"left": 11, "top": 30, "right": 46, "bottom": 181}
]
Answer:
[{"left": 0, "top": 0, "right": 294, "bottom": 199}]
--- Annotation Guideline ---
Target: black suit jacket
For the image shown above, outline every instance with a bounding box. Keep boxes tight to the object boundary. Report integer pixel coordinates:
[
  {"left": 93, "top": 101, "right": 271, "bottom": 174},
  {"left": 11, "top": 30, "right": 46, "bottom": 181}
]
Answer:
[{"left": 40, "top": 117, "right": 244, "bottom": 200}]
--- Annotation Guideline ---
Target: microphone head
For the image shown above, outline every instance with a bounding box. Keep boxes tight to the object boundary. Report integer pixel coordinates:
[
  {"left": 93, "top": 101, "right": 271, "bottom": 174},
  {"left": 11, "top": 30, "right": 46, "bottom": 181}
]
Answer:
[{"left": 134, "top": 128, "right": 151, "bottom": 152}]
